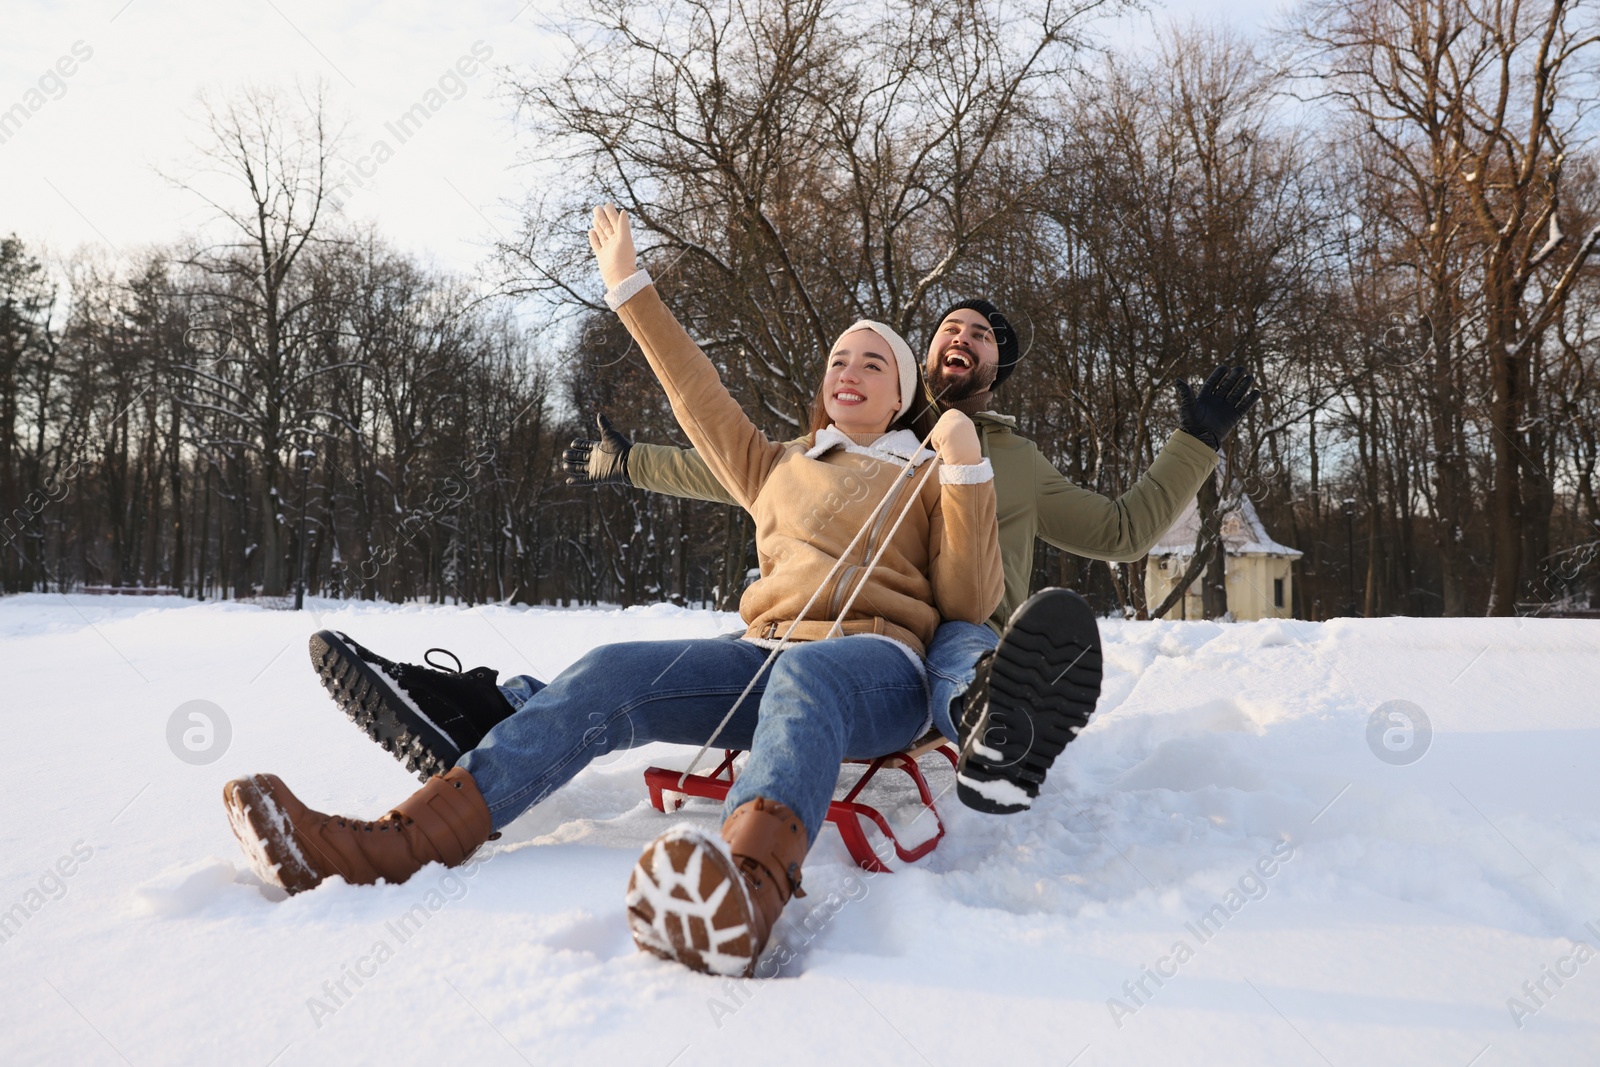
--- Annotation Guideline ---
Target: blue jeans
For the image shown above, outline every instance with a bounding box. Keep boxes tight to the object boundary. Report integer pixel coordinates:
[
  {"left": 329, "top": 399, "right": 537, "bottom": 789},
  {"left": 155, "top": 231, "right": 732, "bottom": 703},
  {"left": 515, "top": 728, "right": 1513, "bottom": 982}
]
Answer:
[
  {"left": 460, "top": 636, "right": 927, "bottom": 843},
  {"left": 497, "top": 673, "right": 546, "bottom": 708},
  {"left": 497, "top": 620, "right": 997, "bottom": 747},
  {"left": 923, "top": 621, "right": 999, "bottom": 740}
]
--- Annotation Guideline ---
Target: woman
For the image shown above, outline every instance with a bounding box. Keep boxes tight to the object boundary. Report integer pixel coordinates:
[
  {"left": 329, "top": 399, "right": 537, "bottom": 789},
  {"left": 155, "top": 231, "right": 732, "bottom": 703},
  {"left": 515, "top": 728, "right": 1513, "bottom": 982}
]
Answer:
[{"left": 222, "top": 205, "right": 1002, "bottom": 978}]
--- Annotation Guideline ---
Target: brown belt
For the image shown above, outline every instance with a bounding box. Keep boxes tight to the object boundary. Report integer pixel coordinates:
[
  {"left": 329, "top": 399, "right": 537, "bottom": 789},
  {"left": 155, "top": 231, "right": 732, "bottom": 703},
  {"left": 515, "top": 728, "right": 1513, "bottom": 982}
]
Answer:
[{"left": 746, "top": 617, "right": 925, "bottom": 658}]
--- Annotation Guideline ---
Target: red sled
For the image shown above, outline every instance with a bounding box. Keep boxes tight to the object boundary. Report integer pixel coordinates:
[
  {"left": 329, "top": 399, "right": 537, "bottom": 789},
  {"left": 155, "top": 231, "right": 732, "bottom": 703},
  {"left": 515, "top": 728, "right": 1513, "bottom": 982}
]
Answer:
[{"left": 644, "top": 735, "right": 958, "bottom": 873}]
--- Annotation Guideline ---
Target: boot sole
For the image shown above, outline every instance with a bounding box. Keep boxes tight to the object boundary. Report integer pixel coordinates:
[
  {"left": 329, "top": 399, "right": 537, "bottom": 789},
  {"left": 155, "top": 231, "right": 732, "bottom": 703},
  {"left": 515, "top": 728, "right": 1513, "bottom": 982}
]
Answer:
[
  {"left": 626, "top": 828, "right": 761, "bottom": 977},
  {"left": 309, "top": 630, "right": 458, "bottom": 782},
  {"left": 223, "top": 774, "right": 324, "bottom": 895},
  {"left": 957, "top": 589, "right": 1103, "bottom": 814}
]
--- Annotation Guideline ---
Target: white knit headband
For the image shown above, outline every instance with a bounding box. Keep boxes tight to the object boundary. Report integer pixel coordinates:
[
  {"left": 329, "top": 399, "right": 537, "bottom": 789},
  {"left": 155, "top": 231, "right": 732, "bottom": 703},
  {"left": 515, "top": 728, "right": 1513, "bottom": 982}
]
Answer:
[{"left": 832, "top": 320, "right": 917, "bottom": 415}]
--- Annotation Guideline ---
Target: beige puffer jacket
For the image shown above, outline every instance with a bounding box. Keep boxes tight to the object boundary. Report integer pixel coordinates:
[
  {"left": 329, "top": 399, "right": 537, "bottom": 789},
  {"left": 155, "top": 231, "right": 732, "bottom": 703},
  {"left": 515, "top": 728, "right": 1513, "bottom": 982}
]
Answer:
[{"left": 613, "top": 282, "right": 1003, "bottom": 657}]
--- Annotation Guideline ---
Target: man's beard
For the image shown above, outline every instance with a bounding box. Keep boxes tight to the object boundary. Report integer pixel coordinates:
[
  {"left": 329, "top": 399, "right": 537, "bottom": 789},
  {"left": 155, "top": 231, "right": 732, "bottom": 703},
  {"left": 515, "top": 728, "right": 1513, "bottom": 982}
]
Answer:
[{"left": 927, "top": 358, "right": 998, "bottom": 404}]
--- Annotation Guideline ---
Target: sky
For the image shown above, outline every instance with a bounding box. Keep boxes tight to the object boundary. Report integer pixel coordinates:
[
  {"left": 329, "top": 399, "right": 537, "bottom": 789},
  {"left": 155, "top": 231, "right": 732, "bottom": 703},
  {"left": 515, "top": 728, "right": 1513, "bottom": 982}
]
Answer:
[{"left": 0, "top": 0, "right": 1293, "bottom": 286}]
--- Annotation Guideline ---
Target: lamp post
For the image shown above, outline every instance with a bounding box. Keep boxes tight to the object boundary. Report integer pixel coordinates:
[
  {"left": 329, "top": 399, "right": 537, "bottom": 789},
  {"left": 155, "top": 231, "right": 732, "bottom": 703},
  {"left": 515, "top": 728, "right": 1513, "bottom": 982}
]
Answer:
[
  {"left": 294, "top": 447, "right": 316, "bottom": 610},
  {"left": 1342, "top": 497, "right": 1356, "bottom": 617}
]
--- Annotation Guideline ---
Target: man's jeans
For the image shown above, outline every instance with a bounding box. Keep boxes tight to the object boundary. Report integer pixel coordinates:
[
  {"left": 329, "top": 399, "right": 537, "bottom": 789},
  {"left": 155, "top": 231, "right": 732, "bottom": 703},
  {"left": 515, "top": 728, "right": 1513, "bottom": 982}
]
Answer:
[
  {"left": 461, "top": 636, "right": 926, "bottom": 843},
  {"left": 923, "top": 620, "right": 999, "bottom": 740}
]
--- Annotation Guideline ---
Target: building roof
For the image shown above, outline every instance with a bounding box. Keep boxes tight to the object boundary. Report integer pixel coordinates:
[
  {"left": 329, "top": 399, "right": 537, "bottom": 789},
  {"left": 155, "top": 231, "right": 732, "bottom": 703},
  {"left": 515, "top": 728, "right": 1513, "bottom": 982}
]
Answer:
[{"left": 1148, "top": 493, "right": 1303, "bottom": 559}]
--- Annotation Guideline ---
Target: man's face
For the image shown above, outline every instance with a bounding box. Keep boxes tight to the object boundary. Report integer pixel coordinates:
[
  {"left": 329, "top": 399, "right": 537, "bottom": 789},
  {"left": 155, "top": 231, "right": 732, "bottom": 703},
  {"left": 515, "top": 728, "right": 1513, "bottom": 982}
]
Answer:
[{"left": 924, "top": 309, "right": 999, "bottom": 403}]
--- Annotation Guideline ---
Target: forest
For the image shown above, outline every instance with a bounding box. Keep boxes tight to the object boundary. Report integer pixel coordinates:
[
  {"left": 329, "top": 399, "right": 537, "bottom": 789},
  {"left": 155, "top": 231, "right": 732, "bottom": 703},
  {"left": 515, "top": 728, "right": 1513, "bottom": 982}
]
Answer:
[{"left": 2, "top": 0, "right": 1597, "bottom": 618}]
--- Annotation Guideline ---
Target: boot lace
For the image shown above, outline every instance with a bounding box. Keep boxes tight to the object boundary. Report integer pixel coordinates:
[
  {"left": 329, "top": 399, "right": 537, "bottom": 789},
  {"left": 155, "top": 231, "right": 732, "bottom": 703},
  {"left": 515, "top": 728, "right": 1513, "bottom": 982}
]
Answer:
[
  {"left": 333, "top": 814, "right": 410, "bottom": 833},
  {"left": 424, "top": 648, "right": 464, "bottom": 674},
  {"left": 423, "top": 647, "right": 497, "bottom": 686}
]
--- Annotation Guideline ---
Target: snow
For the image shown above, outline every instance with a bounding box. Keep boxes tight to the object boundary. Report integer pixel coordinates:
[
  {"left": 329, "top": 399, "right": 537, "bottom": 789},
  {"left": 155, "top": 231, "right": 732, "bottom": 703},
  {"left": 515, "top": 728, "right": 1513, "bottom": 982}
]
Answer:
[
  {"left": 956, "top": 770, "right": 1032, "bottom": 808},
  {"left": 1150, "top": 494, "right": 1302, "bottom": 559},
  {"left": 2, "top": 594, "right": 1598, "bottom": 1065},
  {"left": 1531, "top": 213, "right": 1564, "bottom": 265}
]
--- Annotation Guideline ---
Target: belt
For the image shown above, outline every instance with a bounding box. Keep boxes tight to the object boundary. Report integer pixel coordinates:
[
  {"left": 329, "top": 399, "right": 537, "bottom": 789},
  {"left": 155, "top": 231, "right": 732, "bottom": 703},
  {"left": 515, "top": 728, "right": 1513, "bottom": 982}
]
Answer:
[{"left": 746, "top": 616, "right": 925, "bottom": 657}]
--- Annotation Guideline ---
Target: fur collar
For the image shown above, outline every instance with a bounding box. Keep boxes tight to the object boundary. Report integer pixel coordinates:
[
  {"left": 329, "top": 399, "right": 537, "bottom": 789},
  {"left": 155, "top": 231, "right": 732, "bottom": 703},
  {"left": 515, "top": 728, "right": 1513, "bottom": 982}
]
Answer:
[{"left": 804, "top": 426, "right": 936, "bottom": 467}]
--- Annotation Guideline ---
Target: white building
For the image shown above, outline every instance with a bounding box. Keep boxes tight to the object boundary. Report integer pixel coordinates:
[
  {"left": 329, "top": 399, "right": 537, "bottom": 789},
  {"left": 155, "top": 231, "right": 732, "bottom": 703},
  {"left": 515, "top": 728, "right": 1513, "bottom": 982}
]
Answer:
[{"left": 1145, "top": 494, "right": 1302, "bottom": 620}]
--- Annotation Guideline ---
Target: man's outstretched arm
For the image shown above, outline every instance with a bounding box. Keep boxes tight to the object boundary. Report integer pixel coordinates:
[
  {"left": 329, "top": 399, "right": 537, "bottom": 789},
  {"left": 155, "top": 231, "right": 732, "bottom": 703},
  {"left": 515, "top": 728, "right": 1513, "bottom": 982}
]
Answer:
[
  {"left": 1033, "top": 366, "right": 1259, "bottom": 561},
  {"left": 563, "top": 413, "right": 740, "bottom": 505},
  {"left": 1032, "top": 431, "right": 1217, "bottom": 562}
]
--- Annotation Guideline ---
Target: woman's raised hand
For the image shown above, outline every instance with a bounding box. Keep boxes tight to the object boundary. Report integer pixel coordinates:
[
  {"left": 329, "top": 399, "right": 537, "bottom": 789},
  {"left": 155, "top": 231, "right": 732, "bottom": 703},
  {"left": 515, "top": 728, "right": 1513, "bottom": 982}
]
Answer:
[
  {"left": 929, "top": 409, "right": 982, "bottom": 467},
  {"left": 588, "top": 204, "right": 639, "bottom": 291}
]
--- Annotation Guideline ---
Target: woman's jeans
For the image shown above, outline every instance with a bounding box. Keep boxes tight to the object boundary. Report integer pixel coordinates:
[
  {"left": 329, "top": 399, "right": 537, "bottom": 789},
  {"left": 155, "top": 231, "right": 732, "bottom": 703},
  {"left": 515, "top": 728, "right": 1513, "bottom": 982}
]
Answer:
[
  {"left": 460, "top": 636, "right": 928, "bottom": 844},
  {"left": 494, "top": 620, "right": 1000, "bottom": 757}
]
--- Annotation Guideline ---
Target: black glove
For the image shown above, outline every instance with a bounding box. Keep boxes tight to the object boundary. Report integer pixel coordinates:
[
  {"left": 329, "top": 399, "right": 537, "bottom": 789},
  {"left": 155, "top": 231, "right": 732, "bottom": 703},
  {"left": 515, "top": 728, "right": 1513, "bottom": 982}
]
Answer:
[
  {"left": 1175, "top": 366, "right": 1260, "bottom": 450},
  {"left": 563, "top": 414, "right": 633, "bottom": 486}
]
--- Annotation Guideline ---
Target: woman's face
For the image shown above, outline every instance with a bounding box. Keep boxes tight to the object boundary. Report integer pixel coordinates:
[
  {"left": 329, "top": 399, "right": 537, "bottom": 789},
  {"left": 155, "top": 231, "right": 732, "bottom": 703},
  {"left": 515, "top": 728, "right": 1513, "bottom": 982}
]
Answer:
[{"left": 822, "top": 329, "right": 901, "bottom": 435}]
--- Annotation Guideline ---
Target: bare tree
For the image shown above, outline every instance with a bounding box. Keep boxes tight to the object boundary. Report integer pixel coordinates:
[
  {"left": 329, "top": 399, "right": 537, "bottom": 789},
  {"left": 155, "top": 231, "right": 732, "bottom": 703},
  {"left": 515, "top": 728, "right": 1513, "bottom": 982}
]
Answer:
[
  {"left": 504, "top": 0, "right": 1112, "bottom": 430},
  {"left": 1024, "top": 24, "right": 1327, "bottom": 617},
  {"left": 0, "top": 236, "right": 63, "bottom": 590},
  {"left": 167, "top": 82, "right": 346, "bottom": 594},
  {"left": 1302, "top": 0, "right": 1600, "bottom": 614}
]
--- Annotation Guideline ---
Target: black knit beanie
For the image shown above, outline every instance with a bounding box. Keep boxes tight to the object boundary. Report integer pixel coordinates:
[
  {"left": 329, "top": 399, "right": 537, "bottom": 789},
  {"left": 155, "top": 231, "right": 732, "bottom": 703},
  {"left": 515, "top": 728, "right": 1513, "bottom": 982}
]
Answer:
[{"left": 934, "top": 299, "right": 1020, "bottom": 388}]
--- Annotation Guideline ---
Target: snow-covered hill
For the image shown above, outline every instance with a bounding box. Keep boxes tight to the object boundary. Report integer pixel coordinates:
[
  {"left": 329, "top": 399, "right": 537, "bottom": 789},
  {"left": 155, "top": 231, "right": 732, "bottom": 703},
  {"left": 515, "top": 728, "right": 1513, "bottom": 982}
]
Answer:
[{"left": 2, "top": 594, "right": 1597, "bottom": 1065}]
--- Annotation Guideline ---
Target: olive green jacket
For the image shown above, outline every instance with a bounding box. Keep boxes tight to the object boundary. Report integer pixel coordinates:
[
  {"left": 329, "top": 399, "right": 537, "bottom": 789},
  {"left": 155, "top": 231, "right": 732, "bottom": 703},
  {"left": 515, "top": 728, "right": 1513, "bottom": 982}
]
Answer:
[{"left": 630, "top": 414, "right": 1218, "bottom": 631}]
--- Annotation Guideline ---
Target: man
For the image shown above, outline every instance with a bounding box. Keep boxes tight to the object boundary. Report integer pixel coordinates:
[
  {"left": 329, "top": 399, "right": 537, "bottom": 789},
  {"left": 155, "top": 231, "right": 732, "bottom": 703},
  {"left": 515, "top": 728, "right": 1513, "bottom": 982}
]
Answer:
[{"left": 310, "top": 299, "right": 1257, "bottom": 813}]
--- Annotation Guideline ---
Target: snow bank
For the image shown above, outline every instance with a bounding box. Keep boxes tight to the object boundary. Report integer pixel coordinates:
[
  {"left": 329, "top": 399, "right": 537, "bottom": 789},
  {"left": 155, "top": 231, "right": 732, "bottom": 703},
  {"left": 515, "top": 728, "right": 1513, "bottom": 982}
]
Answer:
[{"left": 1, "top": 594, "right": 1596, "bottom": 1065}]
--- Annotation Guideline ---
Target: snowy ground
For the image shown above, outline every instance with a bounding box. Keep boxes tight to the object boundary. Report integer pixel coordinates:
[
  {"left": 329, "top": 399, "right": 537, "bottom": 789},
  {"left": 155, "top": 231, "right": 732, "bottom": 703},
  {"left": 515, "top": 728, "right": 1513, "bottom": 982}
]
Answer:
[{"left": 2, "top": 593, "right": 1597, "bottom": 1066}]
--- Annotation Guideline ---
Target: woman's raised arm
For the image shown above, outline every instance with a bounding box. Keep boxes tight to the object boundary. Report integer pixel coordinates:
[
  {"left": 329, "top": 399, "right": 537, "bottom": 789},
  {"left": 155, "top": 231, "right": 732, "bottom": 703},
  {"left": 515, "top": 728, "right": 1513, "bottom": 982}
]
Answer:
[{"left": 589, "top": 205, "right": 785, "bottom": 510}]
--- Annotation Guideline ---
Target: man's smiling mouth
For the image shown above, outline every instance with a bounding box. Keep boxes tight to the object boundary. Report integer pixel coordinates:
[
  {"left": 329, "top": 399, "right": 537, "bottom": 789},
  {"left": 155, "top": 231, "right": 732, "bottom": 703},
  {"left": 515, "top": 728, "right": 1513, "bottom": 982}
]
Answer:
[{"left": 943, "top": 351, "right": 973, "bottom": 370}]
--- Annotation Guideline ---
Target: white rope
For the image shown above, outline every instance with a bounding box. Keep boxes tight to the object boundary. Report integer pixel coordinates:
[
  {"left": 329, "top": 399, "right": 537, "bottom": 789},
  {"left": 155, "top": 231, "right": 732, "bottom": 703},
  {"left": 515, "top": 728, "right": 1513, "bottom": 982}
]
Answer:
[
  {"left": 825, "top": 458, "right": 942, "bottom": 637},
  {"left": 676, "top": 420, "right": 946, "bottom": 787}
]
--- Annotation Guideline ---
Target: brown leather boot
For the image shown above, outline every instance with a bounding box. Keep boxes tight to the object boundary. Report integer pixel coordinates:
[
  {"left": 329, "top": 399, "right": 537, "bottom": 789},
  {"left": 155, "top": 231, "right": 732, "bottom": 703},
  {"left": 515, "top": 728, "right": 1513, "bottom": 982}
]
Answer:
[
  {"left": 626, "top": 797, "right": 808, "bottom": 976},
  {"left": 223, "top": 767, "right": 492, "bottom": 895}
]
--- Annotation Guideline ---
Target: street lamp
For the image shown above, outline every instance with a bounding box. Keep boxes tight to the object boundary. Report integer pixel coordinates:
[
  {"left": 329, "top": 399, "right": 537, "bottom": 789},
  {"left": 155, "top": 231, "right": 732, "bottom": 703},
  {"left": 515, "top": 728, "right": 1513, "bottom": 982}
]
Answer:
[
  {"left": 294, "top": 447, "right": 317, "bottom": 610},
  {"left": 1342, "top": 497, "right": 1356, "bottom": 617}
]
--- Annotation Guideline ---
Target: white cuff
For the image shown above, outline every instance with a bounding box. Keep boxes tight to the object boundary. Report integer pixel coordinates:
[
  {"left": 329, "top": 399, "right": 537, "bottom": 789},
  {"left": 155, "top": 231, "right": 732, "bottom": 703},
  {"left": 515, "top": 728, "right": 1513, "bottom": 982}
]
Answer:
[
  {"left": 939, "top": 458, "right": 994, "bottom": 485},
  {"left": 604, "top": 269, "right": 652, "bottom": 311}
]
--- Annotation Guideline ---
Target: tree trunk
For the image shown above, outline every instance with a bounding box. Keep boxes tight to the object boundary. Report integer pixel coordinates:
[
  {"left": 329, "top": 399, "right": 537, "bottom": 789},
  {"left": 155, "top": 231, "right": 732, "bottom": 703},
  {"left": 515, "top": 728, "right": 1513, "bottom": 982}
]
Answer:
[
  {"left": 716, "top": 506, "right": 745, "bottom": 613},
  {"left": 1486, "top": 269, "right": 1523, "bottom": 615},
  {"left": 1425, "top": 304, "right": 1469, "bottom": 615},
  {"left": 1198, "top": 472, "right": 1228, "bottom": 619}
]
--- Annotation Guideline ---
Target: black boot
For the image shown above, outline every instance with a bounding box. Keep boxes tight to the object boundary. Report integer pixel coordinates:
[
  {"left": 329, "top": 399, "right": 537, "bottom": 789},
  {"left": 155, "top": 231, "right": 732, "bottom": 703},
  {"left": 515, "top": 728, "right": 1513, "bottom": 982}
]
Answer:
[
  {"left": 955, "top": 589, "right": 1103, "bottom": 814},
  {"left": 308, "top": 630, "right": 520, "bottom": 780}
]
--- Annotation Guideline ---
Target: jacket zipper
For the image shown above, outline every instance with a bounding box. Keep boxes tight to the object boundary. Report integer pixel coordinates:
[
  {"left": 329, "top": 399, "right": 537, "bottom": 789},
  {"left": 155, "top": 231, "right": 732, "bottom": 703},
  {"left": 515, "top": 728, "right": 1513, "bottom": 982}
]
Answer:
[{"left": 827, "top": 465, "right": 915, "bottom": 619}]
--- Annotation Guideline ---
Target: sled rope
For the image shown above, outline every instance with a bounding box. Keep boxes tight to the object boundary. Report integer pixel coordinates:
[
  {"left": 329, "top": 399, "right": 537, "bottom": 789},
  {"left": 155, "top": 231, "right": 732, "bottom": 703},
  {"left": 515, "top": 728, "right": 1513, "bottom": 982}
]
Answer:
[
  {"left": 825, "top": 459, "right": 942, "bottom": 637},
  {"left": 677, "top": 402, "right": 954, "bottom": 787}
]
